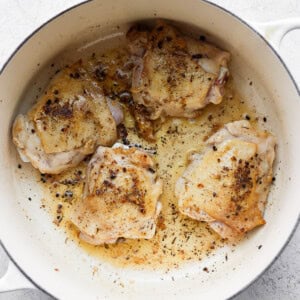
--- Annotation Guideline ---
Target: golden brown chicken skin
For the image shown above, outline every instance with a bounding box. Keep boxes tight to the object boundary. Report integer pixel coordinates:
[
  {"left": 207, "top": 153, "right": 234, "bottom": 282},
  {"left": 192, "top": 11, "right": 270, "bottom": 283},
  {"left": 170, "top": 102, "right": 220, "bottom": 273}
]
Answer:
[
  {"left": 13, "top": 62, "right": 123, "bottom": 174},
  {"left": 71, "top": 144, "right": 163, "bottom": 245},
  {"left": 175, "top": 120, "right": 276, "bottom": 240},
  {"left": 128, "top": 21, "right": 230, "bottom": 120}
]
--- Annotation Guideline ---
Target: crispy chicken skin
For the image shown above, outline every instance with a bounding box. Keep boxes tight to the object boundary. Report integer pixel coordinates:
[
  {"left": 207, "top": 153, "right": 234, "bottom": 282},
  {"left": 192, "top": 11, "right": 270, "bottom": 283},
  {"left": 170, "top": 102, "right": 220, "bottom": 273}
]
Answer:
[
  {"left": 70, "top": 144, "right": 163, "bottom": 245},
  {"left": 128, "top": 21, "right": 230, "bottom": 120},
  {"left": 12, "top": 62, "right": 123, "bottom": 174},
  {"left": 175, "top": 120, "right": 276, "bottom": 240}
]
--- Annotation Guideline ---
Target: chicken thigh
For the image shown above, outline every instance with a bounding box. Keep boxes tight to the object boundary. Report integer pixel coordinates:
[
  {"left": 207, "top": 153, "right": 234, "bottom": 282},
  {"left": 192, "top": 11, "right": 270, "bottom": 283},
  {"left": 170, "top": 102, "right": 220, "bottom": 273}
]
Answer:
[
  {"left": 128, "top": 21, "right": 230, "bottom": 120},
  {"left": 175, "top": 120, "right": 276, "bottom": 240},
  {"left": 12, "top": 62, "right": 123, "bottom": 174},
  {"left": 70, "top": 144, "right": 163, "bottom": 245}
]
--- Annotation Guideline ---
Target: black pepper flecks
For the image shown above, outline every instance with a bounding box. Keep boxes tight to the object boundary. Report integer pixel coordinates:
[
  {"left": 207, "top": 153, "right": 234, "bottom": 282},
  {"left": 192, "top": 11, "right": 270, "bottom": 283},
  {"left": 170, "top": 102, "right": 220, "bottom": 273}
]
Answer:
[
  {"left": 117, "top": 124, "right": 130, "bottom": 145},
  {"left": 191, "top": 53, "right": 203, "bottom": 59},
  {"left": 64, "top": 190, "right": 73, "bottom": 198}
]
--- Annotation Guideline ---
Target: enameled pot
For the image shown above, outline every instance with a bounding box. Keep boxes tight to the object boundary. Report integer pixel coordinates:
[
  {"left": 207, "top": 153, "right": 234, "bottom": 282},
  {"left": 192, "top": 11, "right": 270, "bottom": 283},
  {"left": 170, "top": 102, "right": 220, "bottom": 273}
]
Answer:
[{"left": 0, "top": 1, "right": 299, "bottom": 299}]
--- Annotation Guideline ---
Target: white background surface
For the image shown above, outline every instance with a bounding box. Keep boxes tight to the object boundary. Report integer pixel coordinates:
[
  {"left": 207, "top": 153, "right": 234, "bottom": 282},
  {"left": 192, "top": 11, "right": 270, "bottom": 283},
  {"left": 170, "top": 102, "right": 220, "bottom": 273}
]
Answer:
[{"left": 0, "top": 0, "right": 299, "bottom": 299}]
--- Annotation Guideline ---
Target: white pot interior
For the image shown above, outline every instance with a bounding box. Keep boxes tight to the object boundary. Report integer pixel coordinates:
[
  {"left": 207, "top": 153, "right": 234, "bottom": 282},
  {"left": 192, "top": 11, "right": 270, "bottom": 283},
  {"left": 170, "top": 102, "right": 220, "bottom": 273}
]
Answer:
[{"left": 0, "top": 0, "right": 299, "bottom": 299}]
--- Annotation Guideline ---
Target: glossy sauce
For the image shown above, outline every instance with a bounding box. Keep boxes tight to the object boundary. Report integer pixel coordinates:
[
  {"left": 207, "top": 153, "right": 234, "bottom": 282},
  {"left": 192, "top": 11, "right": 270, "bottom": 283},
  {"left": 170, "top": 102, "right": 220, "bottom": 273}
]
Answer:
[{"left": 41, "top": 46, "right": 259, "bottom": 269}]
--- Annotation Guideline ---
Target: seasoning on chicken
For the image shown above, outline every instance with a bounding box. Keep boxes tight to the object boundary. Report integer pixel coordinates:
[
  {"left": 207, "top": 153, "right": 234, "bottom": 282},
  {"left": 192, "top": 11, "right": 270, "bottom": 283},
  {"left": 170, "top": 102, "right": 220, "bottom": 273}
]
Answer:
[
  {"left": 128, "top": 21, "right": 230, "bottom": 121},
  {"left": 12, "top": 62, "right": 123, "bottom": 174},
  {"left": 70, "top": 144, "right": 163, "bottom": 245},
  {"left": 175, "top": 120, "right": 276, "bottom": 240}
]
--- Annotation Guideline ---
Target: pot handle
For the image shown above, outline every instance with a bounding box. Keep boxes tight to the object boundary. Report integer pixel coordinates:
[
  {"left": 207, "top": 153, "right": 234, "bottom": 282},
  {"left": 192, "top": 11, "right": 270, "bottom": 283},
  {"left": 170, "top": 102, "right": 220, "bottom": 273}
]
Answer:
[
  {"left": 250, "top": 18, "right": 300, "bottom": 49},
  {"left": 0, "top": 259, "right": 35, "bottom": 293}
]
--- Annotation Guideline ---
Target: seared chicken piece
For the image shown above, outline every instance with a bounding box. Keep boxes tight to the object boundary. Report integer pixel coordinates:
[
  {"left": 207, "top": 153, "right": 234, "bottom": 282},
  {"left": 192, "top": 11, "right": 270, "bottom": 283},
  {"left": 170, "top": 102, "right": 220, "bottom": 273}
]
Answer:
[
  {"left": 12, "top": 62, "right": 123, "bottom": 174},
  {"left": 175, "top": 120, "right": 276, "bottom": 240},
  {"left": 128, "top": 21, "right": 230, "bottom": 120},
  {"left": 71, "top": 144, "right": 163, "bottom": 245}
]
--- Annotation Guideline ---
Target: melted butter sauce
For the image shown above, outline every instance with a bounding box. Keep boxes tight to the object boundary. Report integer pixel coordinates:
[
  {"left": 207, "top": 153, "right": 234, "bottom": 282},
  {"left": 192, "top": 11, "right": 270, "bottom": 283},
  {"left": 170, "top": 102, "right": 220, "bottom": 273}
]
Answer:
[{"left": 41, "top": 46, "right": 258, "bottom": 269}]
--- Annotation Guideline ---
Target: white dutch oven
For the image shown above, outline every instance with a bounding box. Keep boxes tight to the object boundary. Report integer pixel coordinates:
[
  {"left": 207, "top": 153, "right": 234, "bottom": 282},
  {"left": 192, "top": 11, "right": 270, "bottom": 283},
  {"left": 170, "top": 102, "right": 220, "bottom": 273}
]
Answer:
[{"left": 0, "top": 0, "right": 299, "bottom": 299}]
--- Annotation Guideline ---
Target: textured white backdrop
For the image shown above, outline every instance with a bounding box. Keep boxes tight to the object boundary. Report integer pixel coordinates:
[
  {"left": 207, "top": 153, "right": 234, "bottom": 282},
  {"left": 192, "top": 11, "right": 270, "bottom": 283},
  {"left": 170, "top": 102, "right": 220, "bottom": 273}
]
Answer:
[{"left": 0, "top": 0, "right": 299, "bottom": 299}]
